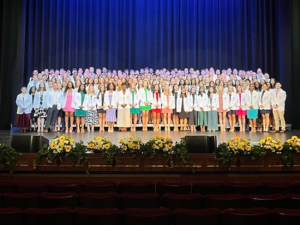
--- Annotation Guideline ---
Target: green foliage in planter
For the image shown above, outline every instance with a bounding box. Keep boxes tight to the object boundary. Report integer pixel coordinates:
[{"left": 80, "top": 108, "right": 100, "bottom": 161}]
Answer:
[
  {"left": 214, "top": 142, "right": 233, "bottom": 167},
  {"left": 0, "top": 143, "right": 21, "bottom": 173}
]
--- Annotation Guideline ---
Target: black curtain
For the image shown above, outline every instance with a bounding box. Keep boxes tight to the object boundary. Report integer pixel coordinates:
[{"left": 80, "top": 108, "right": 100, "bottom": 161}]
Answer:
[{"left": 0, "top": 0, "right": 297, "bottom": 128}]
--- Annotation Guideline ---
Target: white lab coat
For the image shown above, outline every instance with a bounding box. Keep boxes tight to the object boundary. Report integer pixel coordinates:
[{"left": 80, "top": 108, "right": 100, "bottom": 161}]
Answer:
[{"left": 271, "top": 89, "right": 286, "bottom": 111}]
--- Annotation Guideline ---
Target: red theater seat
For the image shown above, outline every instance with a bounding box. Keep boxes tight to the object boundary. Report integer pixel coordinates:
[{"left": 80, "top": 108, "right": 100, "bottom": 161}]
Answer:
[
  {"left": 204, "top": 194, "right": 244, "bottom": 209},
  {"left": 226, "top": 182, "right": 261, "bottom": 195},
  {"left": 285, "top": 194, "right": 300, "bottom": 209},
  {"left": 23, "top": 207, "right": 73, "bottom": 225},
  {"left": 162, "top": 193, "right": 204, "bottom": 211},
  {"left": 0, "top": 208, "right": 23, "bottom": 225},
  {"left": 246, "top": 194, "right": 286, "bottom": 209},
  {"left": 3, "top": 193, "right": 39, "bottom": 210},
  {"left": 272, "top": 208, "right": 300, "bottom": 225},
  {"left": 260, "top": 182, "right": 291, "bottom": 195},
  {"left": 156, "top": 182, "right": 191, "bottom": 196},
  {"left": 222, "top": 208, "right": 271, "bottom": 225},
  {"left": 172, "top": 208, "right": 221, "bottom": 225},
  {"left": 79, "top": 192, "right": 119, "bottom": 208},
  {"left": 0, "top": 181, "right": 17, "bottom": 194},
  {"left": 16, "top": 182, "right": 48, "bottom": 193},
  {"left": 119, "top": 193, "right": 160, "bottom": 209},
  {"left": 39, "top": 192, "right": 78, "bottom": 209},
  {"left": 49, "top": 182, "right": 82, "bottom": 194},
  {"left": 118, "top": 181, "right": 155, "bottom": 194},
  {"left": 83, "top": 181, "right": 117, "bottom": 193},
  {"left": 74, "top": 207, "right": 122, "bottom": 225},
  {"left": 122, "top": 208, "right": 172, "bottom": 225},
  {"left": 192, "top": 182, "right": 226, "bottom": 195}
]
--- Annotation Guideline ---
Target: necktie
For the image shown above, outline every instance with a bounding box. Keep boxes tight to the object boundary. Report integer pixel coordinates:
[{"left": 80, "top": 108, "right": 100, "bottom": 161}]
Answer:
[{"left": 261, "top": 91, "right": 265, "bottom": 100}]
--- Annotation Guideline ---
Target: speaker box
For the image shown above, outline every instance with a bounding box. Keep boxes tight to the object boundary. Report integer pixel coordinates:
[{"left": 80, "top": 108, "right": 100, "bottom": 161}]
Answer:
[
  {"left": 11, "top": 135, "right": 49, "bottom": 153},
  {"left": 0, "top": 135, "right": 12, "bottom": 146},
  {"left": 185, "top": 135, "right": 217, "bottom": 153}
]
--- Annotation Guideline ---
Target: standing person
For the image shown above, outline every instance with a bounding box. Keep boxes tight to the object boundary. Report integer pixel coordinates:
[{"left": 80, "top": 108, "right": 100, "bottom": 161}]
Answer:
[
  {"left": 84, "top": 86, "right": 98, "bottom": 132},
  {"left": 197, "top": 86, "right": 208, "bottom": 132},
  {"left": 117, "top": 83, "right": 130, "bottom": 132},
  {"left": 62, "top": 81, "right": 76, "bottom": 132},
  {"left": 189, "top": 87, "right": 198, "bottom": 132},
  {"left": 129, "top": 83, "right": 140, "bottom": 131},
  {"left": 139, "top": 80, "right": 152, "bottom": 131},
  {"left": 16, "top": 87, "right": 32, "bottom": 132},
  {"left": 271, "top": 82, "right": 287, "bottom": 133},
  {"left": 33, "top": 82, "right": 48, "bottom": 132},
  {"left": 45, "top": 83, "right": 61, "bottom": 132},
  {"left": 104, "top": 83, "right": 118, "bottom": 132},
  {"left": 236, "top": 85, "right": 247, "bottom": 132},
  {"left": 245, "top": 84, "right": 259, "bottom": 132},
  {"left": 96, "top": 85, "right": 106, "bottom": 132},
  {"left": 177, "top": 88, "right": 190, "bottom": 131},
  {"left": 172, "top": 84, "right": 180, "bottom": 131},
  {"left": 207, "top": 86, "right": 219, "bottom": 132},
  {"left": 74, "top": 83, "right": 87, "bottom": 133},
  {"left": 217, "top": 86, "right": 229, "bottom": 132},
  {"left": 29, "top": 86, "right": 37, "bottom": 131},
  {"left": 151, "top": 84, "right": 162, "bottom": 131},
  {"left": 227, "top": 85, "right": 238, "bottom": 132},
  {"left": 259, "top": 83, "right": 271, "bottom": 132},
  {"left": 161, "top": 85, "right": 174, "bottom": 132}
]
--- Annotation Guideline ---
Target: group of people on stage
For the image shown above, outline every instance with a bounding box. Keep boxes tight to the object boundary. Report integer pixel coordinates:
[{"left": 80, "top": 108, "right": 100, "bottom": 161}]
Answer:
[{"left": 15, "top": 66, "right": 287, "bottom": 133}]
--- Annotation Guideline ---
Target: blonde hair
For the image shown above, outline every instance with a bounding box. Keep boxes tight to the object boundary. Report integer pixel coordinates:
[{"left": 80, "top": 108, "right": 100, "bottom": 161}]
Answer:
[{"left": 87, "top": 86, "right": 95, "bottom": 95}]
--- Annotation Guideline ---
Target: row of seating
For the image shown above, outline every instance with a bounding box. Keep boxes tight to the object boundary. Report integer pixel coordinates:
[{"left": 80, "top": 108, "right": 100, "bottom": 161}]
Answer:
[
  {"left": 1, "top": 192, "right": 300, "bottom": 210},
  {"left": 1, "top": 207, "right": 300, "bottom": 225},
  {"left": 1, "top": 181, "right": 300, "bottom": 195}
]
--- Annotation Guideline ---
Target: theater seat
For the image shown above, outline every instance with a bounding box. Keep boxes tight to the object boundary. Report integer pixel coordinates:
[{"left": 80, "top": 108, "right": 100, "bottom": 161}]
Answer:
[
  {"left": 23, "top": 207, "right": 73, "bottom": 225},
  {"left": 272, "top": 208, "right": 300, "bottom": 225},
  {"left": 0, "top": 181, "right": 17, "bottom": 194},
  {"left": 83, "top": 182, "right": 118, "bottom": 193},
  {"left": 74, "top": 207, "right": 122, "bottom": 225},
  {"left": 204, "top": 194, "right": 244, "bottom": 209},
  {"left": 49, "top": 182, "right": 82, "bottom": 194},
  {"left": 3, "top": 193, "right": 39, "bottom": 210},
  {"left": 226, "top": 182, "right": 261, "bottom": 195},
  {"left": 16, "top": 182, "right": 48, "bottom": 193},
  {"left": 119, "top": 193, "right": 160, "bottom": 209},
  {"left": 0, "top": 208, "right": 23, "bottom": 225},
  {"left": 172, "top": 208, "right": 221, "bottom": 225},
  {"left": 260, "top": 182, "right": 291, "bottom": 195},
  {"left": 285, "top": 194, "right": 300, "bottom": 209},
  {"left": 156, "top": 182, "right": 191, "bottom": 196},
  {"left": 118, "top": 182, "right": 155, "bottom": 194},
  {"left": 192, "top": 182, "right": 226, "bottom": 195},
  {"left": 39, "top": 192, "right": 78, "bottom": 209},
  {"left": 222, "top": 208, "right": 271, "bottom": 225},
  {"left": 122, "top": 208, "right": 172, "bottom": 225},
  {"left": 246, "top": 194, "right": 286, "bottom": 209},
  {"left": 162, "top": 193, "right": 204, "bottom": 211},
  {"left": 79, "top": 192, "right": 119, "bottom": 208}
]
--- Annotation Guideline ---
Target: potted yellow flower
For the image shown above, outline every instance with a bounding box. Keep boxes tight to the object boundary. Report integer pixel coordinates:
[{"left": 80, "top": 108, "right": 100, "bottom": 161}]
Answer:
[{"left": 282, "top": 136, "right": 300, "bottom": 167}]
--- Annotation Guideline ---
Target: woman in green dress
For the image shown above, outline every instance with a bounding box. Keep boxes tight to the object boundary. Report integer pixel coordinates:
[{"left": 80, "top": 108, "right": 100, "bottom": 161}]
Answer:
[{"left": 75, "top": 83, "right": 87, "bottom": 132}]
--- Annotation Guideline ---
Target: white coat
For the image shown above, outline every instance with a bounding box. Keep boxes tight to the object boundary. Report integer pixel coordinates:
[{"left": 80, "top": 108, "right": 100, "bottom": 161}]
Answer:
[
  {"left": 47, "top": 90, "right": 62, "bottom": 110},
  {"left": 84, "top": 93, "right": 97, "bottom": 111},
  {"left": 151, "top": 92, "right": 162, "bottom": 109},
  {"left": 207, "top": 94, "right": 219, "bottom": 111},
  {"left": 33, "top": 91, "right": 49, "bottom": 109},
  {"left": 217, "top": 93, "right": 229, "bottom": 111},
  {"left": 161, "top": 94, "right": 175, "bottom": 109},
  {"left": 236, "top": 92, "right": 247, "bottom": 111},
  {"left": 196, "top": 93, "right": 209, "bottom": 111},
  {"left": 128, "top": 91, "right": 140, "bottom": 108},
  {"left": 16, "top": 93, "right": 32, "bottom": 114},
  {"left": 258, "top": 90, "right": 271, "bottom": 110},
  {"left": 176, "top": 96, "right": 191, "bottom": 113},
  {"left": 117, "top": 90, "right": 131, "bottom": 109},
  {"left": 104, "top": 91, "right": 118, "bottom": 109},
  {"left": 227, "top": 92, "right": 238, "bottom": 110},
  {"left": 245, "top": 91, "right": 259, "bottom": 110},
  {"left": 139, "top": 88, "right": 152, "bottom": 107},
  {"left": 61, "top": 89, "right": 76, "bottom": 109},
  {"left": 271, "top": 88, "right": 286, "bottom": 111}
]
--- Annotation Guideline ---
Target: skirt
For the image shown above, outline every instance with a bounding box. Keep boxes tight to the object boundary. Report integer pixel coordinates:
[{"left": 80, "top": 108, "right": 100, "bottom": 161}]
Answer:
[
  {"left": 260, "top": 109, "right": 271, "bottom": 114},
  {"left": 30, "top": 109, "right": 37, "bottom": 121},
  {"left": 179, "top": 111, "right": 190, "bottom": 119},
  {"left": 140, "top": 105, "right": 151, "bottom": 111},
  {"left": 152, "top": 108, "right": 162, "bottom": 113},
  {"left": 207, "top": 110, "right": 218, "bottom": 130},
  {"left": 34, "top": 107, "right": 47, "bottom": 118},
  {"left": 162, "top": 108, "right": 172, "bottom": 114},
  {"left": 85, "top": 110, "right": 99, "bottom": 125},
  {"left": 75, "top": 109, "right": 87, "bottom": 117},
  {"left": 247, "top": 109, "right": 258, "bottom": 119},
  {"left": 130, "top": 108, "right": 139, "bottom": 114},
  {"left": 117, "top": 108, "right": 130, "bottom": 127},
  {"left": 236, "top": 109, "right": 247, "bottom": 116},
  {"left": 58, "top": 109, "right": 64, "bottom": 117},
  {"left": 106, "top": 108, "right": 117, "bottom": 122},
  {"left": 97, "top": 109, "right": 106, "bottom": 114},
  {"left": 189, "top": 110, "right": 198, "bottom": 125},
  {"left": 227, "top": 110, "right": 236, "bottom": 115},
  {"left": 198, "top": 111, "right": 208, "bottom": 126},
  {"left": 17, "top": 113, "right": 31, "bottom": 128},
  {"left": 63, "top": 107, "right": 75, "bottom": 112}
]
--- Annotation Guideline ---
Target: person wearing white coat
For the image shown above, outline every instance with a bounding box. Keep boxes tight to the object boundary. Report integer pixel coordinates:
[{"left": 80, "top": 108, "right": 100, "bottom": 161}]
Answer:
[
  {"left": 177, "top": 88, "right": 191, "bottom": 131},
  {"left": 196, "top": 86, "right": 208, "bottom": 132},
  {"left": 259, "top": 83, "right": 271, "bottom": 132},
  {"left": 84, "top": 86, "right": 99, "bottom": 132},
  {"left": 161, "top": 86, "right": 175, "bottom": 132},
  {"left": 271, "top": 82, "right": 287, "bottom": 133},
  {"left": 61, "top": 81, "right": 76, "bottom": 132},
  {"left": 128, "top": 83, "right": 140, "bottom": 131},
  {"left": 117, "top": 83, "right": 131, "bottom": 131},
  {"left": 16, "top": 87, "right": 32, "bottom": 132},
  {"left": 74, "top": 83, "right": 87, "bottom": 133},
  {"left": 207, "top": 86, "right": 219, "bottom": 132},
  {"left": 245, "top": 83, "right": 259, "bottom": 132},
  {"left": 104, "top": 83, "right": 118, "bottom": 132},
  {"left": 96, "top": 85, "right": 106, "bottom": 132},
  {"left": 227, "top": 85, "right": 238, "bottom": 132},
  {"left": 139, "top": 80, "right": 152, "bottom": 131},
  {"left": 236, "top": 85, "right": 247, "bottom": 132},
  {"left": 217, "top": 86, "right": 229, "bottom": 132},
  {"left": 33, "top": 82, "right": 48, "bottom": 132},
  {"left": 151, "top": 84, "right": 162, "bottom": 132},
  {"left": 188, "top": 87, "right": 198, "bottom": 132}
]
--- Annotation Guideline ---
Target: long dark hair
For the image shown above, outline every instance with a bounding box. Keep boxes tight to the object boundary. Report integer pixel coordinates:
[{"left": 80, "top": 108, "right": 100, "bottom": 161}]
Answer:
[
  {"left": 78, "top": 83, "right": 86, "bottom": 94},
  {"left": 64, "top": 81, "right": 74, "bottom": 94}
]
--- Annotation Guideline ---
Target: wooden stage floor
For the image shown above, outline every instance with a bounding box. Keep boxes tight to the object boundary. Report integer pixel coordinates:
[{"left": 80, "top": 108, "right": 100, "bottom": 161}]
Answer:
[{"left": 1, "top": 129, "right": 299, "bottom": 146}]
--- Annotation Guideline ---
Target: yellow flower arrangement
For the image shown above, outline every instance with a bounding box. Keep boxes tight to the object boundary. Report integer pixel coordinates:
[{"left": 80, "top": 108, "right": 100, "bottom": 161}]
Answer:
[
  {"left": 225, "top": 136, "right": 251, "bottom": 154},
  {"left": 49, "top": 135, "right": 74, "bottom": 154},
  {"left": 285, "top": 136, "right": 300, "bottom": 152},
  {"left": 258, "top": 137, "right": 282, "bottom": 153},
  {"left": 119, "top": 136, "right": 142, "bottom": 154},
  {"left": 87, "top": 137, "right": 112, "bottom": 152},
  {"left": 148, "top": 136, "right": 173, "bottom": 153}
]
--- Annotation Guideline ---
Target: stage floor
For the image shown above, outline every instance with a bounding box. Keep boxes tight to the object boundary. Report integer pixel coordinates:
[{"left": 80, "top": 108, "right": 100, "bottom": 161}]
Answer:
[{"left": 1, "top": 129, "right": 299, "bottom": 145}]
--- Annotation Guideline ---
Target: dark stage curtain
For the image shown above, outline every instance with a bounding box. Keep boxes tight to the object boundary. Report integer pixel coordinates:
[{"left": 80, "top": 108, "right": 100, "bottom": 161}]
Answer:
[{"left": 0, "top": 0, "right": 296, "bottom": 128}]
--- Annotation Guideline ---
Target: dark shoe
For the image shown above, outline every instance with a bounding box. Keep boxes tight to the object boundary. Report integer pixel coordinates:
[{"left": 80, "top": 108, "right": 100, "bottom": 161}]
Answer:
[
  {"left": 272, "top": 130, "right": 279, "bottom": 133},
  {"left": 51, "top": 129, "right": 57, "bottom": 133},
  {"left": 60, "top": 128, "right": 65, "bottom": 132}
]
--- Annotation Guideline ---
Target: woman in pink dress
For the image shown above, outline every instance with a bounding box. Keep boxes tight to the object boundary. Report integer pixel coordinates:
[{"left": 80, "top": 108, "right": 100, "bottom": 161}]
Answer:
[
  {"left": 236, "top": 85, "right": 247, "bottom": 132},
  {"left": 62, "top": 81, "right": 75, "bottom": 132}
]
